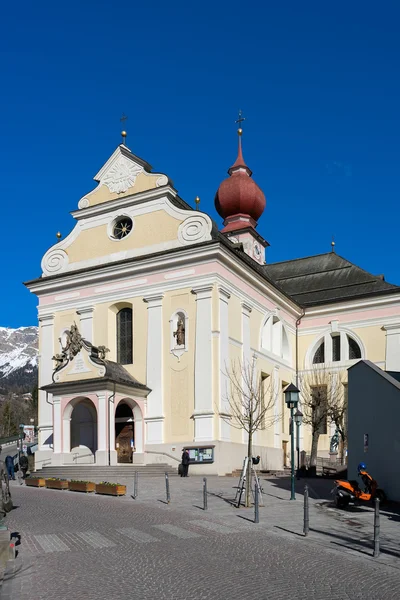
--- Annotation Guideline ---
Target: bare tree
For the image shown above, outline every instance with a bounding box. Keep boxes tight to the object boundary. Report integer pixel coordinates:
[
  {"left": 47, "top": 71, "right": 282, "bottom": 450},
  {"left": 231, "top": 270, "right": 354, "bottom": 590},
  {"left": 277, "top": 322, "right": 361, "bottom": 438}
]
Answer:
[
  {"left": 328, "top": 381, "right": 348, "bottom": 464},
  {"left": 222, "top": 358, "right": 278, "bottom": 507},
  {"left": 299, "top": 365, "right": 346, "bottom": 471}
]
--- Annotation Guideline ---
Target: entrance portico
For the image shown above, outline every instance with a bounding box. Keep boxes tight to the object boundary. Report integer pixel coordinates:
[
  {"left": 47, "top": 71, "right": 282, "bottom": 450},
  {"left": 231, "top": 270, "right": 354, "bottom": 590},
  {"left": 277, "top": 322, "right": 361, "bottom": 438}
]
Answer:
[{"left": 40, "top": 356, "right": 150, "bottom": 467}]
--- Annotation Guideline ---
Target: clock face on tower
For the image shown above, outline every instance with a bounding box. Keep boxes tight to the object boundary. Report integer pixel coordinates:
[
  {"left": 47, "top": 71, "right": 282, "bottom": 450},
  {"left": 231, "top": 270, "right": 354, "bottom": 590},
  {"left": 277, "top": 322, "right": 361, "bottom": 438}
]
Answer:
[{"left": 253, "top": 242, "right": 262, "bottom": 259}]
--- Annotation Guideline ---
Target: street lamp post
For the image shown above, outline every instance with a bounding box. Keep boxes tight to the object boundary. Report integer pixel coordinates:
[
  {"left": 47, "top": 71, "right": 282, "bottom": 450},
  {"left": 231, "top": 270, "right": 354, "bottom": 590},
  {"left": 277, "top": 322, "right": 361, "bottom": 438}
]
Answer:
[
  {"left": 283, "top": 384, "right": 300, "bottom": 500},
  {"left": 294, "top": 409, "right": 303, "bottom": 479},
  {"left": 18, "top": 423, "right": 25, "bottom": 464}
]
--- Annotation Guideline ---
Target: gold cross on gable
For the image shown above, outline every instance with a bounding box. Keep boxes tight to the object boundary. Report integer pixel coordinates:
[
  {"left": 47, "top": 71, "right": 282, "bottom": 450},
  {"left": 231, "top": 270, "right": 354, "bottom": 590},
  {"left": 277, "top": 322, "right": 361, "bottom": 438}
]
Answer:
[
  {"left": 235, "top": 109, "right": 246, "bottom": 127},
  {"left": 120, "top": 113, "right": 128, "bottom": 144}
]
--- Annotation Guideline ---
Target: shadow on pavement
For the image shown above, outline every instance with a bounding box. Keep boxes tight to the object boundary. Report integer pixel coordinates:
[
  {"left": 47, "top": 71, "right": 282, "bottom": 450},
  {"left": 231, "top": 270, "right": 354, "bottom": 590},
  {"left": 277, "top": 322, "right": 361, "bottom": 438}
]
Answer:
[
  {"left": 310, "top": 527, "right": 400, "bottom": 559},
  {"left": 265, "top": 476, "right": 334, "bottom": 501},
  {"left": 274, "top": 525, "right": 304, "bottom": 538}
]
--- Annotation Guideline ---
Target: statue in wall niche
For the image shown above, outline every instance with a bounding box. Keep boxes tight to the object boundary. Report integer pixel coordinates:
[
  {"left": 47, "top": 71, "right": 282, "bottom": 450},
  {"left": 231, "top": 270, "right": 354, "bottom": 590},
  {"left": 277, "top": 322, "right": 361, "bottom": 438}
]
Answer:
[{"left": 173, "top": 317, "right": 185, "bottom": 347}]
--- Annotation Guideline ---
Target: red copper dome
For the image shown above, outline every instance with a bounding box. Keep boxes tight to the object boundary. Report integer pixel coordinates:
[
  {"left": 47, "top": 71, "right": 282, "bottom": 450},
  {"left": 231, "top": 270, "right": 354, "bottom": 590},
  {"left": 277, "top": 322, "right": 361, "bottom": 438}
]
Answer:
[{"left": 214, "top": 134, "right": 266, "bottom": 232}]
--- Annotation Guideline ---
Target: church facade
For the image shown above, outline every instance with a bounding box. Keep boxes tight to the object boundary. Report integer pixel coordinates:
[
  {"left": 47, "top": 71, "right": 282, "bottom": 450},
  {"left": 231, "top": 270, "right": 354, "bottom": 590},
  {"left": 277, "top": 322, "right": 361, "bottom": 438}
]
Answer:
[{"left": 25, "top": 131, "right": 400, "bottom": 474}]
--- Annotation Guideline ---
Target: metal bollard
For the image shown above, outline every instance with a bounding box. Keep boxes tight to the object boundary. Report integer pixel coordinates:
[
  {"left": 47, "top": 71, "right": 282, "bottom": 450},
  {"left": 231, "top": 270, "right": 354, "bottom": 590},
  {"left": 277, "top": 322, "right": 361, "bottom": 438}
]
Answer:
[
  {"left": 254, "top": 483, "right": 259, "bottom": 523},
  {"left": 374, "top": 497, "right": 380, "bottom": 557},
  {"left": 203, "top": 477, "right": 208, "bottom": 510},
  {"left": 132, "top": 471, "right": 138, "bottom": 499},
  {"left": 303, "top": 484, "right": 309, "bottom": 536},
  {"left": 165, "top": 472, "right": 171, "bottom": 504}
]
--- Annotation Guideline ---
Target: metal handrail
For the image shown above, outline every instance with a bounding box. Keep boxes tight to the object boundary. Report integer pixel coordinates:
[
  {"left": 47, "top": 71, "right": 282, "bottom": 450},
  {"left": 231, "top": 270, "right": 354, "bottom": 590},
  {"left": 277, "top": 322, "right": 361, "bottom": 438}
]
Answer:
[
  {"left": 145, "top": 450, "right": 180, "bottom": 463},
  {"left": 72, "top": 452, "right": 95, "bottom": 464}
]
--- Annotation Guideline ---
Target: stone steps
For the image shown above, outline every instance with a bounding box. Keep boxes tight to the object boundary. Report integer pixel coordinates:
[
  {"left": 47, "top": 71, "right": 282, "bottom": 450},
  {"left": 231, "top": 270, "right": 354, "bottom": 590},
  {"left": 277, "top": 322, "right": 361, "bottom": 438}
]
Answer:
[{"left": 32, "top": 463, "right": 179, "bottom": 479}]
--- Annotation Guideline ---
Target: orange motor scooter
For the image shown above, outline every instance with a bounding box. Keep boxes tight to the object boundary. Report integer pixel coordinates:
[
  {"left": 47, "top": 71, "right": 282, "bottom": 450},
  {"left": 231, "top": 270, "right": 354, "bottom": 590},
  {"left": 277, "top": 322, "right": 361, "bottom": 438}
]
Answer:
[{"left": 332, "top": 462, "right": 386, "bottom": 509}]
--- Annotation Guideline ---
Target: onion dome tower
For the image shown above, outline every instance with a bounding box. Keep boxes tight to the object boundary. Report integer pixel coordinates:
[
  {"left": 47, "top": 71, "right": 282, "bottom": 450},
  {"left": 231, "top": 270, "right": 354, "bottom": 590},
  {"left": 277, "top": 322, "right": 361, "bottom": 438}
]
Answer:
[{"left": 214, "top": 115, "right": 269, "bottom": 264}]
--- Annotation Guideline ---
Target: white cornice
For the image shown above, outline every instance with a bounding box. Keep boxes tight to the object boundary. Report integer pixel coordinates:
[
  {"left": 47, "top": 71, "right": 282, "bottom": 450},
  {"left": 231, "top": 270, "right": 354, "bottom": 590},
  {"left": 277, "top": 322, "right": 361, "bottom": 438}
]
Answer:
[
  {"left": 72, "top": 185, "right": 179, "bottom": 221},
  {"left": 300, "top": 315, "right": 400, "bottom": 336},
  {"left": 303, "top": 293, "right": 400, "bottom": 317}
]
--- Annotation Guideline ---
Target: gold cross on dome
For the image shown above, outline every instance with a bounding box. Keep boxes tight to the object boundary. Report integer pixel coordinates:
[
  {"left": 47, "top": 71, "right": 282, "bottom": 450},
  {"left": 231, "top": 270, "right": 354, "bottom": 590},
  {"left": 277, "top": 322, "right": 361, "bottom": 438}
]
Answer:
[
  {"left": 235, "top": 109, "right": 246, "bottom": 127},
  {"left": 120, "top": 113, "right": 128, "bottom": 127}
]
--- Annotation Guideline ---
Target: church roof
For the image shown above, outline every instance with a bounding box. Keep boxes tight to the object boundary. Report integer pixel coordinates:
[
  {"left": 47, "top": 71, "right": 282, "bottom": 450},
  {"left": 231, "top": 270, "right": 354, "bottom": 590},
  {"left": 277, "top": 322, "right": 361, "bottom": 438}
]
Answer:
[
  {"left": 263, "top": 252, "right": 400, "bottom": 307},
  {"left": 95, "top": 359, "right": 150, "bottom": 390}
]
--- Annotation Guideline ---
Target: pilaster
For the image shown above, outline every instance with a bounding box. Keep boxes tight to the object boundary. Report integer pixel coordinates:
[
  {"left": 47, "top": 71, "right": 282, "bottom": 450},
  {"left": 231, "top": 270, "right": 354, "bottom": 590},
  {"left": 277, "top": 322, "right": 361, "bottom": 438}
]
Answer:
[
  {"left": 77, "top": 307, "right": 94, "bottom": 343},
  {"left": 143, "top": 295, "right": 164, "bottom": 444},
  {"left": 38, "top": 314, "right": 55, "bottom": 451},
  {"left": 241, "top": 302, "right": 252, "bottom": 444},
  {"left": 192, "top": 286, "right": 214, "bottom": 441},
  {"left": 383, "top": 324, "right": 400, "bottom": 371},
  {"left": 218, "top": 286, "right": 231, "bottom": 441}
]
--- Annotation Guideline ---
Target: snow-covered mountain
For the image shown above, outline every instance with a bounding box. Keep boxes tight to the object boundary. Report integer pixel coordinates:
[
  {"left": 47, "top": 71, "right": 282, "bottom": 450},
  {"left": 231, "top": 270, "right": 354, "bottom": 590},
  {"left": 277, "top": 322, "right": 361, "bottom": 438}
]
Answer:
[{"left": 0, "top": 326, "right": 38, "bottom": 393}]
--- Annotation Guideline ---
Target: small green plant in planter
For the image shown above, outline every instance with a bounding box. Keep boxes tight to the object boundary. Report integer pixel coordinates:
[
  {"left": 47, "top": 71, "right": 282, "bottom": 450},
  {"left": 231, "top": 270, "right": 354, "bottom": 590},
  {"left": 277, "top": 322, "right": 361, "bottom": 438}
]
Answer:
[
  {"left": 68, "top": 480, "right": 96, "bottom": 493},
  {"left": 45, "top": 477, "right": 69, "bottom": 490},
  {"left": 25, "top": 476, "right": 46, "bottom": 487},
  {"left": 95, "top": 481, "right": 126, "bottom": 496}
]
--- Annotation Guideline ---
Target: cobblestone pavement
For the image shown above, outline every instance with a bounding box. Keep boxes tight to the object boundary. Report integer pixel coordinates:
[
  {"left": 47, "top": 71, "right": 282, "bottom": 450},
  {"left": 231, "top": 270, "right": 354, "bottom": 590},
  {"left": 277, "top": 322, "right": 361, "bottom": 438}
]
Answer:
[{"left": 1, "top": 475, "right": 400, "bottom": 600}]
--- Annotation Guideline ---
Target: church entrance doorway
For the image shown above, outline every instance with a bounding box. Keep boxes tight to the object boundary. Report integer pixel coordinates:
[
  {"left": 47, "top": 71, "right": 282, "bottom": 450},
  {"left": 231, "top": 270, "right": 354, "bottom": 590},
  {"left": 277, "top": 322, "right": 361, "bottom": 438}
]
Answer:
[
  {"left": 115, "top": 402, "right": 134, "bottom": 463},
  {"left": 69, "top": 398, "right": 97, "bottom": 461}
]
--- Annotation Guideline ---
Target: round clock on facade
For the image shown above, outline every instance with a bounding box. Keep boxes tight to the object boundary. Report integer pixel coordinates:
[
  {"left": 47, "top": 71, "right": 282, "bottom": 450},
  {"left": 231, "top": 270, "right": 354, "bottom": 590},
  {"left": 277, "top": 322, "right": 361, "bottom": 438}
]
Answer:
[
  {"left": 112, "top": 217, "right": 133, "bottom": 240},
  {"left": 253, "top": 242, "right": 261, "bottom": 258}
]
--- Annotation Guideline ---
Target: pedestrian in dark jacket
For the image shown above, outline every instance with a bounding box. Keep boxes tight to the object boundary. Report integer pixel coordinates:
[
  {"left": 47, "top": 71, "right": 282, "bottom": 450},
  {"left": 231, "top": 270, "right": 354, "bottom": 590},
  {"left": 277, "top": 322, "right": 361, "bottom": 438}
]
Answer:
[
  {"left": 20, "top": 455, "right": 29, "bottom": 479},
  {"left": 181, "top": 449, "right": 190, "bottom": 477},
  {"left": 5, "top": 455, "right": 15, "bottom": 480}
]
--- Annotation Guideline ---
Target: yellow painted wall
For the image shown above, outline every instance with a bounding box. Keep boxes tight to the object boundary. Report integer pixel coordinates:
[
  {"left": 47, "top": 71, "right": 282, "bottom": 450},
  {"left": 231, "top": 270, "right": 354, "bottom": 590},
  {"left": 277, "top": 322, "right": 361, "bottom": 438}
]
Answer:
[
  {"left": 163, "top": 289, "right": 196, "bottom": 443},
  {"left": 66, "top": 210, "right": 181, "bottom": 264}
]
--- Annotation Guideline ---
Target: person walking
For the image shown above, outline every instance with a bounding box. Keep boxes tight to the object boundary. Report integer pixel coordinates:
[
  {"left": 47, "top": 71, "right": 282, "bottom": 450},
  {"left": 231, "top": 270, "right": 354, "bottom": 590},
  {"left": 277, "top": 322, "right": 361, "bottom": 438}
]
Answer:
[
  {"left": 20, "top": 454, "right": 29, "bottom": 479},
  {"left": 181, "top": 449, "right": 190, "bottom": 478},
  {"left": 5, "top": 455, "right": 15, "bottom": 480}
]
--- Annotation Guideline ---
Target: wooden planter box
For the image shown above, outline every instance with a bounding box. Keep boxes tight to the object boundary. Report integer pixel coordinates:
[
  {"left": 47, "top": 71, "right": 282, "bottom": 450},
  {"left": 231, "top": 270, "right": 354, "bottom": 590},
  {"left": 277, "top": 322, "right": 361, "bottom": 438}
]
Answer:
[
  {"left": 25, "top": 478, "right": 46, "bottom": 488},
  {"left": 68, "top": 481, "right": 96, "bottom": 493},
  {"left": 45, "top": 479, "right": 69, "bottom": 490},
  {"left": 95, "top": 484, "right": 126, "bottom": 496}
]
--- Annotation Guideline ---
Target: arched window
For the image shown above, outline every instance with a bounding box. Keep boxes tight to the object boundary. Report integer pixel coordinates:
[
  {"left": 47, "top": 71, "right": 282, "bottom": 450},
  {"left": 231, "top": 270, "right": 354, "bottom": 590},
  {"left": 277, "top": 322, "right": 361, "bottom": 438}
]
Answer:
[
  {"left": 312, "top": 332, "right": 362, "bottom": 364},
  {"left": 313, "top": 340, "right": 325, "bottom": 364},
  {"left": 261, "top": 315, "right": 290, "bottom": 361},
  {"left": 348, "top": 335, "right": 361, "bottom": 360},
  {"left": 117, "top": 308, "right": 133, "bottom": 364}
]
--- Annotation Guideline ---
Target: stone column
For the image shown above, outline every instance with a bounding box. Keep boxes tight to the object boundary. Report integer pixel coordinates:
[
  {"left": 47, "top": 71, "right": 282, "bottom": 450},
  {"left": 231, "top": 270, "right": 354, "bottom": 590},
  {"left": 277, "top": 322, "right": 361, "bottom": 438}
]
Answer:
[
  {"left": 38, "top": 314, "right": 55, "bottom": 451},
  {"left": 95, "top": 392, "right": 108, "bottom": 465},
  {"left": 109, "top": 394, "right": 117, "bottom": 466},
  {"left": 51, "top": 396, "right": 64, "bottom": 466},
  {"left": 219, "top": 287, "right": 231, "bottom": 441},
  {"left": 77, "top": 307, "right": 94, "bottom": 343},
  {"left": 383, "top": 324, "right": 400, "bottom": 371},
  {"left": 143, "top": 295, "right": 164, "bottom": 444},
  {"left": 192, "top": 286, "right": 214, "bottom": 441}
]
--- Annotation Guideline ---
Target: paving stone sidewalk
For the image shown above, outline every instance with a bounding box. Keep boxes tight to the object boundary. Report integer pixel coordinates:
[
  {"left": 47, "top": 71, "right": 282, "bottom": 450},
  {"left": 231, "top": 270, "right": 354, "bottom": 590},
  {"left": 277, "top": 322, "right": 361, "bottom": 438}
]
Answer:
[{"left": 1, "top": 475, "right": 400, "bottom": 599}]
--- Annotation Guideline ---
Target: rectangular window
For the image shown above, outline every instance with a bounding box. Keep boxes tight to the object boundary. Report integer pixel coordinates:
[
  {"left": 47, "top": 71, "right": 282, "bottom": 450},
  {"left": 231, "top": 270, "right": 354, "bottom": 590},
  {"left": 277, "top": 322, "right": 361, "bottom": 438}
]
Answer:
[{"left": 332, "top": 334, "right": 341, "bottom": 362}]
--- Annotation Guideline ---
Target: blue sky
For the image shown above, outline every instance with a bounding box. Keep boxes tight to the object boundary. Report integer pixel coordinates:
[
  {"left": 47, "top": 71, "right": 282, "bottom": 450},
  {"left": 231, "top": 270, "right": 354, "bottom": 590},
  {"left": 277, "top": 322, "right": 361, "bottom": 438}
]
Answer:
[{"left": 1, "top": 1, "right": 400, "bottom": 327}]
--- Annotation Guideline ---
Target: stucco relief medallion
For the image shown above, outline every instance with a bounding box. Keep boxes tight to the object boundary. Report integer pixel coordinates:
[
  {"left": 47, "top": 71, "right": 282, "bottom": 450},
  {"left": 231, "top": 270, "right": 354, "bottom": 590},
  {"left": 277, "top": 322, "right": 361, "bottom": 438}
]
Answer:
[
  {"left": 178, "top": 215, "right": 212, "bottom": 245},
  {"left": 42, "top": 249, "right": 69, "bottom": 276},
  {"left": 101, "top": 157, "right": 143, "bottom": 194}
]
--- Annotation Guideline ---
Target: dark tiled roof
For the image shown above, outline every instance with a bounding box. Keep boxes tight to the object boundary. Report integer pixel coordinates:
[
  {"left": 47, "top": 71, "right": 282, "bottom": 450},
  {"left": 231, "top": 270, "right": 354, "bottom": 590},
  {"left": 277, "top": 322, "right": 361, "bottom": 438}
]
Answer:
[
  {"left": 101, "top": 360, "right": 150, "bottom": 390},
  {"left": 263, "top": 252, "right": 400, "bottom": 307}
]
